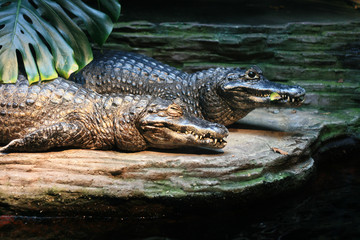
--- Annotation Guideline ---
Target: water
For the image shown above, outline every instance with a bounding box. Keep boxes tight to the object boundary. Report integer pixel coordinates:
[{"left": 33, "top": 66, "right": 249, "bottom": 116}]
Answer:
[{"left": 1, "top": 138, "right": 359, "bottom": 239}]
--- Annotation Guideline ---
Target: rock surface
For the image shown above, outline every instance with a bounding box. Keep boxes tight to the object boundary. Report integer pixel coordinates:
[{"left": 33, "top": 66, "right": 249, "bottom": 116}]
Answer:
[{"left": 1, "top": 107, "right": 358, "bottom": 215}]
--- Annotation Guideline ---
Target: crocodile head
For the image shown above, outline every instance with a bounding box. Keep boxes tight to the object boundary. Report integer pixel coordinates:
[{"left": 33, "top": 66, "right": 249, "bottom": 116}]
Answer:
[
  {"left": 219, "top": 66, "right": 305, "bottom": 109},
  {"left": 138, "top": 99, "right": 228, "bottom": 149}
]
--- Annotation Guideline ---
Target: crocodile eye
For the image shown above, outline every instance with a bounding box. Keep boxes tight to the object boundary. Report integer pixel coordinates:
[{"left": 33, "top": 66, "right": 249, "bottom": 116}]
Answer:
[
  {"left": 167, "top": 103, "right": 183, "bottom": 117},
  {"left": 247, "top": 71, "right": 257, "bottom": 79}
]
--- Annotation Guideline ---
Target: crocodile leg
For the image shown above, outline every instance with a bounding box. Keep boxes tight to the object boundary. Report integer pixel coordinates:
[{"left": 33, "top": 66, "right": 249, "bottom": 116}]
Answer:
[{"left": 0, "top": 122, "right": 84, "bottom": 152}]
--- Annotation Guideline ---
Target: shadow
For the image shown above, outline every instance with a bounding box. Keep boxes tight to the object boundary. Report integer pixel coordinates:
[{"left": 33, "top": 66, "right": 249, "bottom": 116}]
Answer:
[
  {"left": 0, "top": 146, "right": 85, "bottom": 154},
  {"left": 147, "top": 146, "right": 225, "bottom": 155},
  {"left": 227, "top": 122, "right": 299, "bottom": 139},
  {"left": 0, "top": 145, "right": 224, "bottom": 155},
  {"left": 228, "top": 121, "right": 285, "bottom": 132},
  {"left": 119, "top": 0, "right": 360, "bottom": 25},
  {"left": 335, "top": 42, "right": 360, "bottom": 69}
]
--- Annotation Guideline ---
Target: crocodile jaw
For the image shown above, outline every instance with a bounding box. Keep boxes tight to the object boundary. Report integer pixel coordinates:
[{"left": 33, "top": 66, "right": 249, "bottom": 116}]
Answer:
[
  {"left": 139, "top": 113, "right": 228, "bottom": 149},
  {"left": 222, "top": 79, "right": 306, "bottom": 108},
  {"left": 247, "top": 90, "right": 305, "bottom": 105}
]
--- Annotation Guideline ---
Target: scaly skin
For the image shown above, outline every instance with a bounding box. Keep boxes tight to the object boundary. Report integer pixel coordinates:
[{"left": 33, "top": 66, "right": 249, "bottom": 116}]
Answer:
[
  {"left": 71, "top": 50, "right": 306, "bottom": 126},
  {"left": 0, "top": 75, "right": 228, "bottom": 152}
]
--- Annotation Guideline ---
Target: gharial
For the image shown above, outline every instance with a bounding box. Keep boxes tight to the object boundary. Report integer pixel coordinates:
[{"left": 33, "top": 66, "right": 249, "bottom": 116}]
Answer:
[
  {"left": 0, "top": 76, "right": 228, "bottom": 152},
  {"left": 71, "top": 50, "right": 306, "bottom": 126}
]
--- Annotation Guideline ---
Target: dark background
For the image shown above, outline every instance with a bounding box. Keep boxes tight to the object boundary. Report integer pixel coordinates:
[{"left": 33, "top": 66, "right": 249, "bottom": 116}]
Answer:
[{"left": 1, "top": 0, "right": 360, "bottom": 239}]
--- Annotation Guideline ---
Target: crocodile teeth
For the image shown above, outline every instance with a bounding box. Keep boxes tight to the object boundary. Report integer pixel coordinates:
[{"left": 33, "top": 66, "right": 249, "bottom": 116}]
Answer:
[{"left": 174, "top": 128, "right": 226, "bottom": 147}]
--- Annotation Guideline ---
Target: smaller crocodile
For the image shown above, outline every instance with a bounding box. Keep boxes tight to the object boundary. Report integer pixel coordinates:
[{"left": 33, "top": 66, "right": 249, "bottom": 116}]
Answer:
[
  {"left": 0, "top": 76, "right": 228, "bottom": 152},
  {"left": 71, "top": 51, "right": 306, "bottom": 126}
]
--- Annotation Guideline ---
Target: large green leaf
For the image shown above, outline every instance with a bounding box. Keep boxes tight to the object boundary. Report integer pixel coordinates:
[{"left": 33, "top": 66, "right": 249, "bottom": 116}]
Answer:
[
  {"left": 0, "top": 0, "right": 120, "bottom": 83},
  {"left": 96, "top": 0, "right": 121, "bottom": 23}
]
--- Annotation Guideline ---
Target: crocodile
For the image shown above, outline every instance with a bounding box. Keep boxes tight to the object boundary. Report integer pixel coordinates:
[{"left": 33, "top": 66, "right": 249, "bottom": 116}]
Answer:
[
  {"left": 71, "top": 50, "right": 306, "bottom": 126},
  {"left": 0, "top": 75, "right": 228, "bottom": 152}
]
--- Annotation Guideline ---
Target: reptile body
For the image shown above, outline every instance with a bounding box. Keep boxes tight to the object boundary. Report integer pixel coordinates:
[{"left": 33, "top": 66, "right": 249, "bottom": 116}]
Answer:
[
  {"left": 0, "top": 76, "right": 228, "bottom": 152},
  {"left": 71, "top": 51, "right": 306, "bottom": 126}
]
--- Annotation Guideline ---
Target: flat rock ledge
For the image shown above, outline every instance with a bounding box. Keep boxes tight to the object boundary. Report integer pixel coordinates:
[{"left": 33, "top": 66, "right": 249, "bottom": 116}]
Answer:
[{"left": 0, "top": 108, "right": 359, "bottom": 216}]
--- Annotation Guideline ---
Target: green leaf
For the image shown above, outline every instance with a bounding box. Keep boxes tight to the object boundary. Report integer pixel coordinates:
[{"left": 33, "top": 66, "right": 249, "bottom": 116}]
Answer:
[
  {"left": 97, "top": 0, "right": 121, "bottom": 23},
  {"left": 0, "top": 0, "right": 120, "bottom": 83},
  {"left": 34, "top": 0, "right": 92, "bottom": 73},
  {"left": 54, "top": 0, "right": 114, "bottom": 46},
  {"left": 0, "top": 0, "right": 59, "bottom": 83},
  {"left": 0, "top": 47, "right": 18, "bottom": 83}
]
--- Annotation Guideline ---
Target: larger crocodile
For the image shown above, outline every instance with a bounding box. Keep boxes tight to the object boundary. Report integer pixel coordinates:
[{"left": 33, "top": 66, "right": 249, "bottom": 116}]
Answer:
[
  {"left": 0, "top": 76, "right": 228, "bottom": 152},
  {"left": 71, "top": 51, "right": 306, "bottom": 126}
]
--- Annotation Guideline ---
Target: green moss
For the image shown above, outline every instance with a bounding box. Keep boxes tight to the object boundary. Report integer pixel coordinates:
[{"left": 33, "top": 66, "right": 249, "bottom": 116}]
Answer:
[
  {"left": 219, "top": 176, "right": 266, "bottom": 192},
  {"left": 182, "top": 62, "right": 247, "bottom": 69},
  {"left": 293, "top": 80, "right": 360, "bottom": 91},
  {"left": 109, "top": 20, "right": 360, "bottom": 85},
  {"left": 218, "top": 171, "right": 292, "bottom": 193},
  {"left": 144, "top": 180, "right": 187, "bottom": 198},
  {"left": 326, "top": 108, "right": 360, "bottom": 120},
  {"left": 316, "top": 109, "right": 360, "bottom": 144},
  {"left": 231, "top": 167, "right": 264, "bottom": 178}
]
